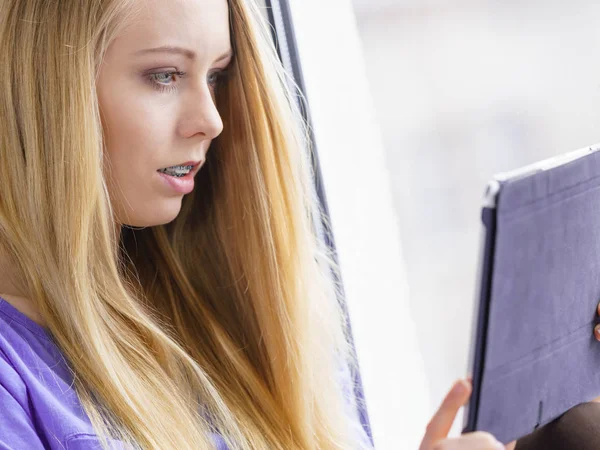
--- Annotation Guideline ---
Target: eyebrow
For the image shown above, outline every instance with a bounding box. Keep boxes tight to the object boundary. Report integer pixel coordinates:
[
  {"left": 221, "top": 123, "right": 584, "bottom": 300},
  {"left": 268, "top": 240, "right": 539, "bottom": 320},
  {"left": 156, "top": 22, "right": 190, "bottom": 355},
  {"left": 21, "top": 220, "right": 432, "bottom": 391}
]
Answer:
[{"left": 134, "top": 45, "right": 234, "bottom": 63}]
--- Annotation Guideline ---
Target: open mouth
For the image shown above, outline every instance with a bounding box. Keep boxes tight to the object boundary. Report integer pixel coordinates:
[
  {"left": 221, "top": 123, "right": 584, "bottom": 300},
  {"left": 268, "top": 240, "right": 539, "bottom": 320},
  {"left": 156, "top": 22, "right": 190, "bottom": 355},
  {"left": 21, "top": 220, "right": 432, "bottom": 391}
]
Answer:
[{"left": 157, "top": 164, "right": 195, "bottom": 178}]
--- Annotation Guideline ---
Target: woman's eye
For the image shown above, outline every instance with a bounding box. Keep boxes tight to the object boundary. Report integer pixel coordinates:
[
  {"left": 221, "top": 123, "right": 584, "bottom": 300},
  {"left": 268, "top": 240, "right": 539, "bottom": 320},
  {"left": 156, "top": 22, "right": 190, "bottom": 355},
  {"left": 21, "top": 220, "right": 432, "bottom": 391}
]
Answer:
[
  {"left": 208, "top": 70, "right": 229, "bottom": 89},
  {"left": 146, "top": 69, "right": 230, "bottom": 93},
  {"left": 208, "top": 67, "right": 231, "bottom": 91},
  {"left": 147, "top": 71, "right": 186, "bottom": 93}
]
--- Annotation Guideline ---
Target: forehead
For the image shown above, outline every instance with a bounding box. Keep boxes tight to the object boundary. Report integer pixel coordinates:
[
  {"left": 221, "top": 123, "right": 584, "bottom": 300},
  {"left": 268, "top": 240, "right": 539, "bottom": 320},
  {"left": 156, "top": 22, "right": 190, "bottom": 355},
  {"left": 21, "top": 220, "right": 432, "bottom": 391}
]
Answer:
[{"left": 114, "top": 0, "right": 231, "bottom": 57}]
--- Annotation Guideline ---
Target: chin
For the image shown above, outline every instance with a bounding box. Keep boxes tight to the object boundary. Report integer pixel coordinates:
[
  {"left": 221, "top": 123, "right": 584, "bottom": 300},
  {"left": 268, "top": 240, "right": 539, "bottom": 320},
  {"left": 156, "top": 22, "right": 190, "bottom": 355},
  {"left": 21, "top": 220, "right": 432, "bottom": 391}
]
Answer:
[{"left": 120, "top": 200, "right": 183, "bottom": 228}]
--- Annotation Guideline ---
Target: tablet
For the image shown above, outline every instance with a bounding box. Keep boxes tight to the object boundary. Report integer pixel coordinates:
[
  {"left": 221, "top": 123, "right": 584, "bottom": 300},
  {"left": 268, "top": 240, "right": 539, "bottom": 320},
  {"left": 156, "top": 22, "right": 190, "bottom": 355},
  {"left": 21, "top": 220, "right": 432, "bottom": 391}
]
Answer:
[{"left": 462, "top": 143, "right": 600, "bottom": 445}]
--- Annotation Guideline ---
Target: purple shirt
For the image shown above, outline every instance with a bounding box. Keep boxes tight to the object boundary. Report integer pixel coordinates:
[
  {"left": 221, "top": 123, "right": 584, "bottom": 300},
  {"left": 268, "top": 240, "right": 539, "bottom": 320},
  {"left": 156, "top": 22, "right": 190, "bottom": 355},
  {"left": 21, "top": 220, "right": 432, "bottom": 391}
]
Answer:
[{"left": 0, "top": 297, "right": 373, "bottom": 449}]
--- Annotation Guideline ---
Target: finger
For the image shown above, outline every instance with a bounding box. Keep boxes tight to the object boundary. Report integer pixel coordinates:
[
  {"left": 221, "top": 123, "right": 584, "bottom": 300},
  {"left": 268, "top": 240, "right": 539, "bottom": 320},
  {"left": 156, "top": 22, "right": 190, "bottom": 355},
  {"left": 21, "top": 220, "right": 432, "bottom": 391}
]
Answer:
[
  {"left": 435, "top": 432, "right": 504, "bottom": 450},
  {"left": 505, "top": 440, "right": 517, "bottom": 450},
  {"left": 421, "top": 379, "right": 471, "bottom": 448},
  {"left": 594, "top": 324, "right": 600, "bottom": 342}
]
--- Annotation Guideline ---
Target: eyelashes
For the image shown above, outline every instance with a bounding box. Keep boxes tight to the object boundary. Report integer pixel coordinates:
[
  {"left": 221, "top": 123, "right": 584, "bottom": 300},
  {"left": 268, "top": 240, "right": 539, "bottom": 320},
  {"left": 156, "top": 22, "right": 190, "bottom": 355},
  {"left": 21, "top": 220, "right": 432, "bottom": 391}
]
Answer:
[
  {"left": 147, "top": 71, "right": 186, "bottom": 93},
  {"left": 146, "top": 69, "right": 231, "bottom": 93}
]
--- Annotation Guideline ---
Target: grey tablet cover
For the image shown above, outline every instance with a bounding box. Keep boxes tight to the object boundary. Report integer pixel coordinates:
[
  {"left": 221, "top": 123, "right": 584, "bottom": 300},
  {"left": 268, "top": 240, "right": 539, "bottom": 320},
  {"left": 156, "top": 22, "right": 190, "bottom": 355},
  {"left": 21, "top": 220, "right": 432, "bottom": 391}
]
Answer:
[{"left": 462, "top": 144, "right": 600, "bottom": 445}]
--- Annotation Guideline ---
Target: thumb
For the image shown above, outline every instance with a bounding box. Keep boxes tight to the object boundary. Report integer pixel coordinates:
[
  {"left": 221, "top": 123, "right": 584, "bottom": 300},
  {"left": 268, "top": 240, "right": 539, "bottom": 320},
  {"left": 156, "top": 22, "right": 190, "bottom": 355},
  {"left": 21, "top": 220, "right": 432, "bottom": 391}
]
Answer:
[{"left": 420, "top": 379, "right": 472, "bottom": 449}]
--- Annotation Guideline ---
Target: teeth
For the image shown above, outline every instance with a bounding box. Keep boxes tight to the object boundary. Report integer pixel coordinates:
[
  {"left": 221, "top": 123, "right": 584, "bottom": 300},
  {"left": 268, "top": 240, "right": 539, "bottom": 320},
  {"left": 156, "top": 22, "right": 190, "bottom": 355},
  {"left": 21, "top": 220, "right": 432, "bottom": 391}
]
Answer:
[{"left": 158, "top": 164, "right": 194, "bottom": 177}]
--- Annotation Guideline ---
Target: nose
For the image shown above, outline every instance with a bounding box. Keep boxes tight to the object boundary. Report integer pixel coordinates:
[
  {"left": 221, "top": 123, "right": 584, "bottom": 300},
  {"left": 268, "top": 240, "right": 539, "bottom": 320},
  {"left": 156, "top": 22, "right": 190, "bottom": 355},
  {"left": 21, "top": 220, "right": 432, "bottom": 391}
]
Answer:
[{"left": 179, "top": 88, "right": 224, "bottom": 142}]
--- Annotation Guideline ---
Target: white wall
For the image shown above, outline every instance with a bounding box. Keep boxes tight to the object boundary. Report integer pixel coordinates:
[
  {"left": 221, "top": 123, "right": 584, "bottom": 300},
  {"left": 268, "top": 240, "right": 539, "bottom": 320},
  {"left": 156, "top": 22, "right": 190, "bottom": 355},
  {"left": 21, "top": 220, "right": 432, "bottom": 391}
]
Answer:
[{"left": 288, "top": 1, "right": 430, "bottom": 448}]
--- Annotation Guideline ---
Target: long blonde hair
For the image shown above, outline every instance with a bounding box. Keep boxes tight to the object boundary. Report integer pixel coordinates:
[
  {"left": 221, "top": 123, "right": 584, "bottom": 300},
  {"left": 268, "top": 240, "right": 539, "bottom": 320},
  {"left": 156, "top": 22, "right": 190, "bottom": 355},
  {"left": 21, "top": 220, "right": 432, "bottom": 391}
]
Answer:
[{"left": 0, "top": 0, "right": 363, "bottom": 448}]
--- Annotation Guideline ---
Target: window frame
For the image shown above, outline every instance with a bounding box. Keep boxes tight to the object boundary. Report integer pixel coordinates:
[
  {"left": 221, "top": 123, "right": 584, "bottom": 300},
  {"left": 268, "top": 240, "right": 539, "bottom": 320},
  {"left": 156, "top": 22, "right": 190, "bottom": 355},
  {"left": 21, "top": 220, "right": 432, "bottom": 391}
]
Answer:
[{"left": 263, "top": 0, "right": 374, "bottom": 445}]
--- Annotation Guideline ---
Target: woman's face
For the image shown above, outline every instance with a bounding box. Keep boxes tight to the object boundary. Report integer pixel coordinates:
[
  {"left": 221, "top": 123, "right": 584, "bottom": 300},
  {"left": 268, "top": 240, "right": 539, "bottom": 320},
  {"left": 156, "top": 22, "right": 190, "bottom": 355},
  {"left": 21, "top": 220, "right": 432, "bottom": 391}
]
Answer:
[{"left": 97, "top": 0, "right": 233, "bottom": 227}]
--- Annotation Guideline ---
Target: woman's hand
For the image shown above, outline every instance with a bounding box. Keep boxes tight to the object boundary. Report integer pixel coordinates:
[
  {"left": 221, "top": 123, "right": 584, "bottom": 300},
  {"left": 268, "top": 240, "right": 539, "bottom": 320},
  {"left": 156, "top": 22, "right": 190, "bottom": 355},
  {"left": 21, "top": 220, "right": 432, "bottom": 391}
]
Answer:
[
  {"left": 419, "top": 379, "right": 517, "bottom": 450},
  {"left": 419, "top": 298, "right": 600, "bottom": 448}
]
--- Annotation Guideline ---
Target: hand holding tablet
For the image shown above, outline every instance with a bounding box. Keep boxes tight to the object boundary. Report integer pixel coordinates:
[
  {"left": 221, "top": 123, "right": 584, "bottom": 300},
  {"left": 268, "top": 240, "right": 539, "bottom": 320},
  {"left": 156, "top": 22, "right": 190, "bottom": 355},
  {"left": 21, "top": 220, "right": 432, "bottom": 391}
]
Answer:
[{"left": 463, "top": 143, "right": 600, "bottom": 445}]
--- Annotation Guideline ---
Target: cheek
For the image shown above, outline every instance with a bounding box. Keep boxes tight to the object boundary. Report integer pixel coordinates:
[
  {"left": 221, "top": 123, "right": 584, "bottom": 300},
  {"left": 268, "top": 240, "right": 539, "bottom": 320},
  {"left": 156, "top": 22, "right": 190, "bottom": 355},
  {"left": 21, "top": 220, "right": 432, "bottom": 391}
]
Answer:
[
  {"left": 99, "top": 87, "right": 174, "bottom": 181},
  {"left": 95, "top": 65, "right": 185, "bottom": 226},
  {"left": 102, "top": 103, "right": 155, "bottom": 160}
]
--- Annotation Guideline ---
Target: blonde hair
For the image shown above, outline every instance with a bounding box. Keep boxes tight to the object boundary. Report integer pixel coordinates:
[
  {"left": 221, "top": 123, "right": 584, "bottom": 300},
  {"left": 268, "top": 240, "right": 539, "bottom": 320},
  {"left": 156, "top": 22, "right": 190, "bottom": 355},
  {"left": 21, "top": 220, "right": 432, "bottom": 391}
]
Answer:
[{"left": 0, "top": 0, "right": 364, "bottom": 449}]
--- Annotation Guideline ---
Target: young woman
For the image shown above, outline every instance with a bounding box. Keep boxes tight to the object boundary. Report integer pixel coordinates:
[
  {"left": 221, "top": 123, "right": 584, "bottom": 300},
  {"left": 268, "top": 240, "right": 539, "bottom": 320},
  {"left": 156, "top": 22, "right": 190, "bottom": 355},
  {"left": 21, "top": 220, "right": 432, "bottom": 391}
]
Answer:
[{"left": 0, "top": 0, "right": 514, "bottom": 449}]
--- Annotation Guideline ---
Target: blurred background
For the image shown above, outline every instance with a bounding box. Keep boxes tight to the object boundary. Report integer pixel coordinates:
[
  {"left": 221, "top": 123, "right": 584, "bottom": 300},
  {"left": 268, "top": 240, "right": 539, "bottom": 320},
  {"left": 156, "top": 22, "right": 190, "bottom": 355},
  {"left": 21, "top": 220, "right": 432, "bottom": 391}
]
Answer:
[{"left": 350, "top": 0, "right": 600, "bottom": 433}]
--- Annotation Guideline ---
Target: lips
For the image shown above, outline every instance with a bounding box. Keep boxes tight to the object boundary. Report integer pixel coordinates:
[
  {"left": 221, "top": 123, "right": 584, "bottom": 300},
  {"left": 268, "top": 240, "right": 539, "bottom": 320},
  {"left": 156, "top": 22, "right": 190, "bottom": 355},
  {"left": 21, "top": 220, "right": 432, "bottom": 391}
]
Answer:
[{"left": 157, "top": 160, "right": 204, "bottom": 177}]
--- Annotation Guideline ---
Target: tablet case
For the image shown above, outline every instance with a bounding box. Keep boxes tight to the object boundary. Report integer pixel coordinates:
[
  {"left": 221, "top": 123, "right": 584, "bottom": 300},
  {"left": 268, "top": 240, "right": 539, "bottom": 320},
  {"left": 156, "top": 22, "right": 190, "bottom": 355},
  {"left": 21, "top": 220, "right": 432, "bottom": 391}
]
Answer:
[{"left": 462, "top": 144, "right": 600, "bottom": 445}]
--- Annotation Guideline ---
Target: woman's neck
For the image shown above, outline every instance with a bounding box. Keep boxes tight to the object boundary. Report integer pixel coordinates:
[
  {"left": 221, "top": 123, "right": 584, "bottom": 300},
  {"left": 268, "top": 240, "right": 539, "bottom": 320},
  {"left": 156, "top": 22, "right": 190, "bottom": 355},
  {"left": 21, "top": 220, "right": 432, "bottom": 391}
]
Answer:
[
  {"left": 0, "top": 251, "right": 46, "bottom": 328},
  {"left": 0, "top": 292, "right": 47, "bottom": 328}
]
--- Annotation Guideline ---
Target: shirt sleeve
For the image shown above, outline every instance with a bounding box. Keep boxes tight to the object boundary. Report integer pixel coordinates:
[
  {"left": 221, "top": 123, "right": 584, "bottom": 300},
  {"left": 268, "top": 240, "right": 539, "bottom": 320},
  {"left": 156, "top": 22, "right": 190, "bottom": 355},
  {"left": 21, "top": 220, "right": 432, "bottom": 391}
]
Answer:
[{"left": 0, "top": 352, "right": 46, "bottom": 450}]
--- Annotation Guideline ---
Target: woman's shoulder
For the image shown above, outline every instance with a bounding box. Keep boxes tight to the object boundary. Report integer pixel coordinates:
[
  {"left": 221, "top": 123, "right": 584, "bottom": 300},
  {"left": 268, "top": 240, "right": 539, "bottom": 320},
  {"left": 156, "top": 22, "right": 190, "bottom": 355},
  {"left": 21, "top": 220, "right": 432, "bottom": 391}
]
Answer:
[
  {"left": 0, "top": 297, "right": 67, "bottom": 379},
  {"left": 0, "top": 298, "right": 101, "bottom": 449},
  {"left": 0, "top": 299, "right": 234, "bottom": 449}
]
